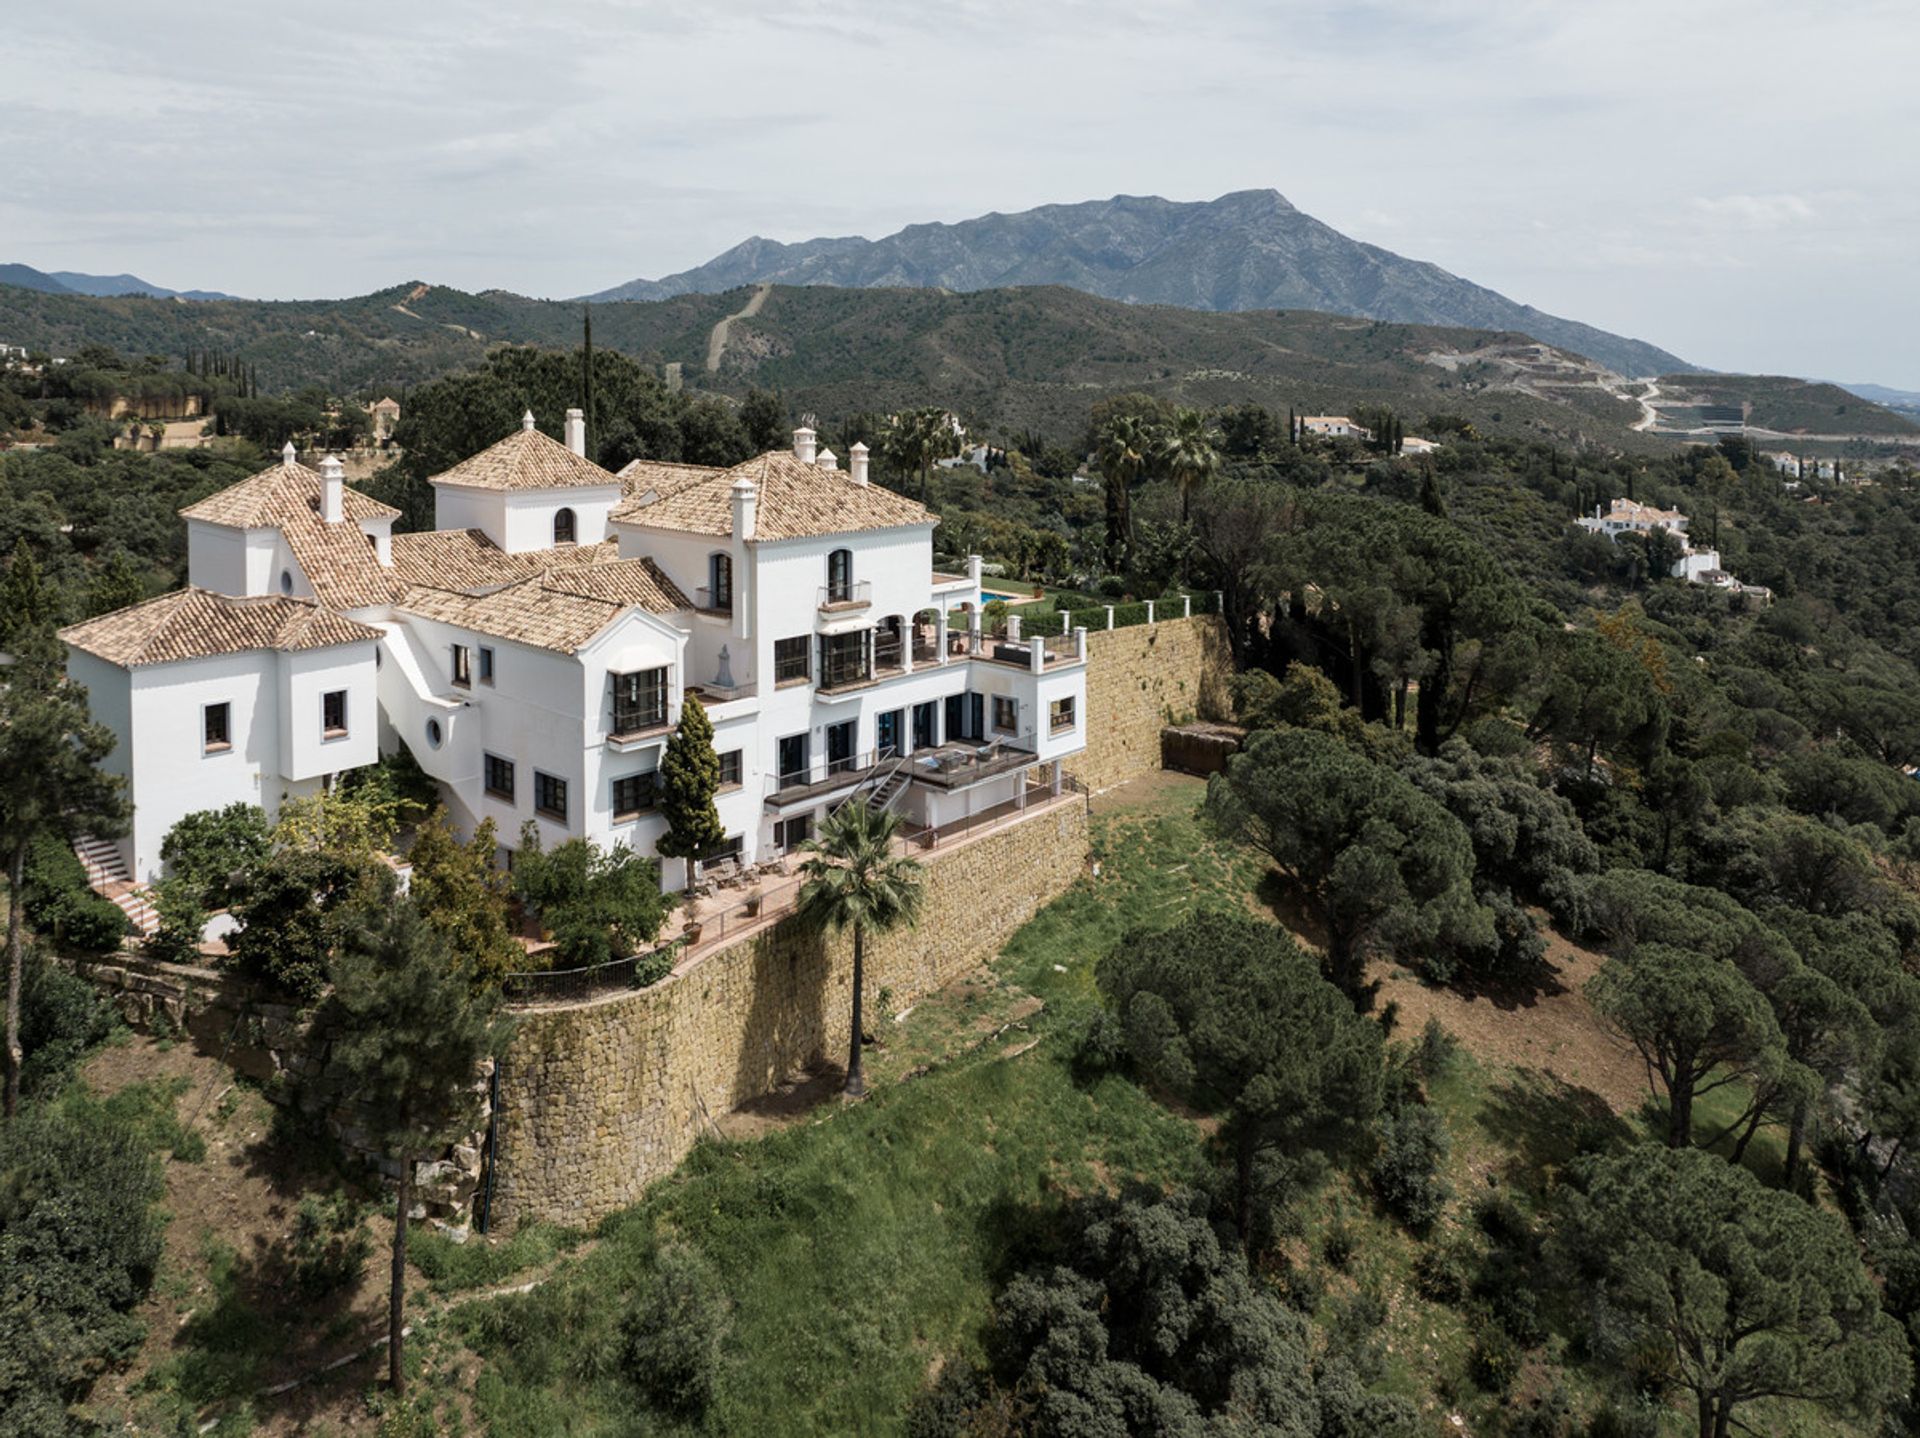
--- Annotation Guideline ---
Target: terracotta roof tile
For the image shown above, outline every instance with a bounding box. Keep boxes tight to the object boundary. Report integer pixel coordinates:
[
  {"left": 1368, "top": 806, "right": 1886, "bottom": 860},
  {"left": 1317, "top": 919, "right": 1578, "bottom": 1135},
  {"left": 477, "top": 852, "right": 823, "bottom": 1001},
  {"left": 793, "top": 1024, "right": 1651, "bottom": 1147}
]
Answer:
[
  {"left": 179, "top": 457, "right": 398, "bottom": 526},
  {"left": 611, "top": 450, "right": 933, "bottom": 542},
  {"left": 386, "top": 531, "right": 627, "bottom": 593},
  {"left": 395, "top": 557, "right": 689, "bottom": 653},
  {"left": 427, "top": 426, "right": 621, "bottom": 492},
  {"left": 60, "top": 589, "right": 380, "bottom": 668}
]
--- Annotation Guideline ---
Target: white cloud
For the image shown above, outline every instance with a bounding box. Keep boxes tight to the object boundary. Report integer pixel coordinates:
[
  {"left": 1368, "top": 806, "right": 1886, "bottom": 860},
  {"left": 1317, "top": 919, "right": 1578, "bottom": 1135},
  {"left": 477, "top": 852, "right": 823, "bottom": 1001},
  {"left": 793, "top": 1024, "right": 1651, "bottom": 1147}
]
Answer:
[{"left": 3, "top": 0, "right": 1919, "bottom": 383}]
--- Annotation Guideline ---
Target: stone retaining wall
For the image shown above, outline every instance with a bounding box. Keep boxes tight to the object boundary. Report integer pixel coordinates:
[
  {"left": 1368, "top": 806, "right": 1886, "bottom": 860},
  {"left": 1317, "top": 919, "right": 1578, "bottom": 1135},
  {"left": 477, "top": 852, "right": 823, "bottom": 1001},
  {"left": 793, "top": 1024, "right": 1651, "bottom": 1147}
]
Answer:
[
  {"left": 1064, "top": 614, "right": 1233, "bottom": 793},
  {"left": 71, "top": 953, "right": 487, "bottom": 1221},
  {"left": 489, "top": 795, "right": 1090, "bottom": 1227}
]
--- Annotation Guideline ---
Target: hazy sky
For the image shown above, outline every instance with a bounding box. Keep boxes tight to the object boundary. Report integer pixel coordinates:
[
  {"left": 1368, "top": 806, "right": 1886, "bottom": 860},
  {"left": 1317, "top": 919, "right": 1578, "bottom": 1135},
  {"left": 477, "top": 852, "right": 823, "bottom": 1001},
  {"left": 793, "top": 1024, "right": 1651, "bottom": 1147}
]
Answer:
[{"left": 9, "top": 1, "right": 1918, "bottom": 385}]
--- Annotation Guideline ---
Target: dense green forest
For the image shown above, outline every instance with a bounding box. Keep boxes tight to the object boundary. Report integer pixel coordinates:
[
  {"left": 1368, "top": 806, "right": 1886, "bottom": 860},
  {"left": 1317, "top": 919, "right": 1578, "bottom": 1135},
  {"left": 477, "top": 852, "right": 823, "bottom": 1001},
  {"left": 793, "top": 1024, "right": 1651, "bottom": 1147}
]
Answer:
[{"left": 14, "top": 336, "right": 1920, "bottom": 1434}]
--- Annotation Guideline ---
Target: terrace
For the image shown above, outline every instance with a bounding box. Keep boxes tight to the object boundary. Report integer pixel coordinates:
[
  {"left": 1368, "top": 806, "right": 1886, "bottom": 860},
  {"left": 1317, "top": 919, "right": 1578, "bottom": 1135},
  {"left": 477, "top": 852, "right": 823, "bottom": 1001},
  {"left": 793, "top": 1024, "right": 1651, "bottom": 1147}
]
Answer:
[{"left": 501, "top": 771, "right": 1089, "bottom": 1006}]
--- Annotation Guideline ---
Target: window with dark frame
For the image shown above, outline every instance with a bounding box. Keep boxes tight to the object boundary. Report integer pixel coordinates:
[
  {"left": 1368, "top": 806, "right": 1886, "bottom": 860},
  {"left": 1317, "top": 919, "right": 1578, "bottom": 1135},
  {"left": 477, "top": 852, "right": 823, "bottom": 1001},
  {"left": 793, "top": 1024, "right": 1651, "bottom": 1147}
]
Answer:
[
  {"left": 321, "top": 689, "right": 348, "bottom": 738},
  {"left": 718, "top": 749, "right": 743, "bottom": 788},
  {"left": 451, "top": 644, "right": 472, "bottom": 688},
  {"left": 611, "top": 667, "right": 669, "bottom": 735},
  {"left": 479, "top": 646, "right": 495, "bottom": 684},
  {"left": 818, "top": 630, "right": 870, "bottom": 689},
  {"left": 774, "top": 635, "right": 810, "bottom": 685},
  {"left": 484, "top": 753, "right": 515, "bottom": 801},
  {"left": 826, "top": 548, "right": 853, "bottom": 602},
  {"left": 553, "top": 507, "right": 577, "bottom": 545},
  {"left": 1049, "top": 695, "right": 1076, "bottom": 734},
  {"left": 534, "top": 770, "right": 568, "bottom": 823},
  {"left": 993, "top": 695, "right": 1018, "bottom": 734},
  {"left": 776, "top": 813, "right": 813, "bottom": 850},
  {"left": 203, "top": 702, "right": 231, "bottom": 752},
  {"left": 612, "top": 771, "right": 656, "bottom": 820},
  {"left": 709, "top": 553, "right": 733, "bottom": 611}
]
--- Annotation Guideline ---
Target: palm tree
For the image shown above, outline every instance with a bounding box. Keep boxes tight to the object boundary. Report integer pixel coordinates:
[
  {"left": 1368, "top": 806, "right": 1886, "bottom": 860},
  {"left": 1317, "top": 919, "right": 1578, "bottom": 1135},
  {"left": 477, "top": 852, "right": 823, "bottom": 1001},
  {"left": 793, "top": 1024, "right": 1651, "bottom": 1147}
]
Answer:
[
  {"left": 1160, "top": 408, "right": 1221, "bottom": 523},
  {"left": 1095, "top": 414, "right": 1154, "bottom": 573},
  {"left": 795, "top": 802, "right": 925, "bottom": 1097}
]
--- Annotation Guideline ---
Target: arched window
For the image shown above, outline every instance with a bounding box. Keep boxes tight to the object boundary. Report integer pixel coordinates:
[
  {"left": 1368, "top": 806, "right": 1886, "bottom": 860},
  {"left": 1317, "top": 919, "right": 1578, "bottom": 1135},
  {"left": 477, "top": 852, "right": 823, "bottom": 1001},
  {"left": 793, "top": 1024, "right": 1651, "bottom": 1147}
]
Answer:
[
  {"left": 826, "top": 548, "right": 853, "bottom": 603},
  {"left": 553, "top": 507, "right": 577, "bottom": 545},
  {"left": 709, "top": 552, "right": 733, "bottom": 612}
]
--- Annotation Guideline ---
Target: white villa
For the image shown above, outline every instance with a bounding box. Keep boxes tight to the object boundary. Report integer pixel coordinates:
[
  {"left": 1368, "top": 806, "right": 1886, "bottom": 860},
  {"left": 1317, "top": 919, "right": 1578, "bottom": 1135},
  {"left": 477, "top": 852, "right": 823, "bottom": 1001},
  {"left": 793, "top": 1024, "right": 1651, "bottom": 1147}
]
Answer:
[
  {"left": 1575, "top": 498, "right": 1772, "bottom": 601},
  {"left": 61, "top": 416, "right": 1090, "bottom": 891}
]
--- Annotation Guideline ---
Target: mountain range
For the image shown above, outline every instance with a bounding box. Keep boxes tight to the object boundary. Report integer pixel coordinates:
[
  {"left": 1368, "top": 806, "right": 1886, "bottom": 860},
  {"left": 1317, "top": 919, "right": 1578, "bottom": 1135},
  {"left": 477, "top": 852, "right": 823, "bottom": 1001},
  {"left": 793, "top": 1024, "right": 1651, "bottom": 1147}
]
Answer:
[
  {"left": 0, "top": 262, "right": 235, "bottom": 302},
  {"left": 579, "top": 190, "right": 1690, "bottom": 380}
]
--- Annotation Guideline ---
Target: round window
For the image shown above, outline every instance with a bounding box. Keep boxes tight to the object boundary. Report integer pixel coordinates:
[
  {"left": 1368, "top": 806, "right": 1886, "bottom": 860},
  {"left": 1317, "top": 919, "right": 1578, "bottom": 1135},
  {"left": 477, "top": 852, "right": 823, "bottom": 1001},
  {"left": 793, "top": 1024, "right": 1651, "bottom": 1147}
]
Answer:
[
  {"left": 279, "top": 569, "right": 293, "bottom": 594},
  {"left": 425, "top": 718, "right": 443, "bottom": 749}
]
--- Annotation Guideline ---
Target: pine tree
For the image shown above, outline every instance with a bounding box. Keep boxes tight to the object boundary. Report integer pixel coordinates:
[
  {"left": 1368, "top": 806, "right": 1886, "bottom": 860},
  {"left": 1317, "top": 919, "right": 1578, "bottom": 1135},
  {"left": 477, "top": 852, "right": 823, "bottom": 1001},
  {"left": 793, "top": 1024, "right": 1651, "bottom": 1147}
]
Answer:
[
  {"left": 655, "top": 694, "right": 724, "bottom": 890},
  {"left": 0, "top": 542, "right": 56, "bottom": 647},
  {"left": 323, "top": 902, "right": 505, "bottom": 1394}
]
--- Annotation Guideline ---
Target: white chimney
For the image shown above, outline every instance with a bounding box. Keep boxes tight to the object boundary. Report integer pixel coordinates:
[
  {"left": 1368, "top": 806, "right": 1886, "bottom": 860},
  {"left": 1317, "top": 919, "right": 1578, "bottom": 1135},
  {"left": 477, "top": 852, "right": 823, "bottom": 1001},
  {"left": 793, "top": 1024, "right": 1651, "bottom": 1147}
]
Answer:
[
  {"left": 521, "top": 409, "right": 537, "bottom": 432},
  {"left": 731, "top": 474, "right": 758, "bottom": 542},
  {"left": 564, "top": 407, "right": 586, "bottom": 457},
  {"left": 817, "top": 447, "right": 839, "bottom": 472},
  {"left": 281, "top": 439, "right": 298, "bottom": 466},
  {"left": 849, "top": 441, "right": 870, "bottom": 487},
  {"left": 792, "top": 425, "right": 817, "bottom": 464},
  {"left": 319, "top": 454, "right": 345, "bottom": 525}
]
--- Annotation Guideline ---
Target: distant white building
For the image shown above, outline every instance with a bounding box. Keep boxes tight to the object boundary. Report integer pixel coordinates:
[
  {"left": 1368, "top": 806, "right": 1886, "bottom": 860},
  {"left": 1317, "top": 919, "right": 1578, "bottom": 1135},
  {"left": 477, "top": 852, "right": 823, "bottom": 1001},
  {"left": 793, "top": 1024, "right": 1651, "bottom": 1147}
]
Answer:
[
  {"left": 64, "top": 417, "right": 1090, "bottom": 889},
  {"left": 1300, "top": 415, "right": 1371, "bottom": 440},
  {"left": 1575, "top": 498, "right": 1767, "bottom": 601},
  {"left": 1398, "top": 435, "right": 1439, "bottom": 456}
]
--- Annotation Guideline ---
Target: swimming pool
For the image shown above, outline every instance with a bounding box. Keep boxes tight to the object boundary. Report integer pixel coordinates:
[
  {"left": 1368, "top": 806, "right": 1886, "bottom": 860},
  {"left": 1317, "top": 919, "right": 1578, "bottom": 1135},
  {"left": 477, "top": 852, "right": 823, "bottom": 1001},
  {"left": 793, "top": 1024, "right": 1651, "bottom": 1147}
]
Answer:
[{"left": 980, "top": 589, "right": 1031, "bottom": 604}]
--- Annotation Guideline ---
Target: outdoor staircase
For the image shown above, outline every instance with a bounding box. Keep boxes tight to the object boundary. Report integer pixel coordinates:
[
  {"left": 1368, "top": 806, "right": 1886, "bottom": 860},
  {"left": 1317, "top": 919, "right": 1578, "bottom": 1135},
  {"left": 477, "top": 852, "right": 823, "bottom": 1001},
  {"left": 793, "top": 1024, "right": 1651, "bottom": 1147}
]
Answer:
[
  {"left": 864, "top": 767, "right": 911, "bottom": 814},
  {"left": 74, "top": 835, "right": 159, "bottom": 937}
]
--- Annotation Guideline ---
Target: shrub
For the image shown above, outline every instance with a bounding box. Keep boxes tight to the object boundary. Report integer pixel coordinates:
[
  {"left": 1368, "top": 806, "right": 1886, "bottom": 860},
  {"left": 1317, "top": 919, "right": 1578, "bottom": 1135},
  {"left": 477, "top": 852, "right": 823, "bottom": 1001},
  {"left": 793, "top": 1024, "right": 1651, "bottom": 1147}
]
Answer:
[
  {"left": 18, "top": 947, "right": 117, "bottom": 1097},
  {"left": 21, "top": 834, "right": 131, "bottom": 955},
  {"left": 1469, "top": 1319, "right": 1520, "bottom": 1392},
  {"left": 513, "top": 828, "right": 671, "bottom": 969},
  {"left": 1371, "top": 1103, "right": 1453, "bottom": 1232},
  {"left": 1070, "top": 1006, "right": 1126, "bottom": 1078},
  {"left": 143, "top": 876, "right": 207, "bottom": 966},
  {"left": 618, "top": 1243, "right": 731, "bottom": 1418},
  {"left": 159, "top": 802, "right": 271, "bottom": 909},
  {"left": 1322, "top": 1218, "right": 1357, "bottom": 1269},
  {"left": 0, "top": 1099, "right": 165, "bottom": 1431},
  {"left": 288, "top": 1192, "right": 372, "bottom": 1299},
  {"left": 1412, "top": 1018, "right": 1459, "bottom": 1084},
  {"left": 1413, "top": 1236, "right": 1476, "bottom": 1304}
]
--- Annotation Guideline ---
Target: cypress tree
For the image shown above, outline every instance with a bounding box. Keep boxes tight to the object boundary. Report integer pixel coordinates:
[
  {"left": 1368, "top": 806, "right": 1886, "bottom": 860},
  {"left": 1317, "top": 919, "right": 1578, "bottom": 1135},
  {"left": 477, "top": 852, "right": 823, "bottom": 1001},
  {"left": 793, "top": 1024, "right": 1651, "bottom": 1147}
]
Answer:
[{"left": 655, "top": 694, "right": 724, "bottom": 892}]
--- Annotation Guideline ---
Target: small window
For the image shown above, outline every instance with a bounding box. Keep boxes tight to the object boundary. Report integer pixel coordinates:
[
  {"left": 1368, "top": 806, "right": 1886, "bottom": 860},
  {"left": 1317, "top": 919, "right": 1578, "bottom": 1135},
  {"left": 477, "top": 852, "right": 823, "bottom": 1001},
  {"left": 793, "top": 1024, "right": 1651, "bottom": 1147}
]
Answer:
[
  {"left": 425, "top": 718, "right": 443, "bottom": 749},
  {"left": 718, "top": 749, "right": 743, "bottom": 789},
  {"left": 484, "top": 753, "right": 515, "bottom": 801},
  {"left": 612, "top": 772, "right": 656, "bottom": 821},
  {"left": 992, "top": 695, "right": 1018, "bottom": 734},
  {"left": 708, "top": 553, "right": 733, "bottom": 612},
  {"left": 279, "top": 569, "right": 293, "bottom": 595},
  {"left": 321, "top": 689, "right": 348, "bottom": 738},
  {"left": 699, "top": 834, "right": 743, "bottom": 864},
  {"left": 479, "top": 646, "right": 495, "bottom": 685},
  {"left": 1049, "top": 696, "right": 1076, "bottom": 734},
  {"left": 203, "top": 702, "right": 231, "bottom": 753},
  {"left": 826, "top": 548, "right": 853, "bottom": 602},
  {"left": 774, "top": 635, "right": 810, "bottom": 685},
  {"left": 534, "top": 771, "right": 568, "bottom": 823},
  {"left": 776, "top": 813, "right": 813, "bottom": 851},
  {"left": 451, "top": 644, "right": 472, "bottom": 688},
  {"left": 553, "top": 507, "right": 577, "bottom": 545}
]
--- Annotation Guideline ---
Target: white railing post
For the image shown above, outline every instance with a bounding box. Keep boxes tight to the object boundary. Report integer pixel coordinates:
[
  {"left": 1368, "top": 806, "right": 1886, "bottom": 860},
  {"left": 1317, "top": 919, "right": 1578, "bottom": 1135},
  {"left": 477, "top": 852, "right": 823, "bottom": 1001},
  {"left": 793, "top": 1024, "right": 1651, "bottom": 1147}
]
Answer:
[
  {"left": 1031, "top": 631, "right": 1046, "bottom": 673},
  {"left": 1074, "top": 625, "right": 1087, "bottom": 662},
  {"left": 969, "top": 608, "right": 982, "bottom": 654},
  {"left": 1146, "top": 600, "right": 1156, "bottom": 625},
  {"left": 1183, "top": 594, "right": 1192, "bottom": 619},
  {"left": 1105, "top": 605, "right": 1115, "bottom": 630},
  {"left": 936, "top": 608, "right": 949, "bottom": 663},
  {"left": 1215, "top": 589, "right": 1224, "bottom": 613},
  {"left": 1007, "top": 615, "right": 1022, "bottom": 641}
]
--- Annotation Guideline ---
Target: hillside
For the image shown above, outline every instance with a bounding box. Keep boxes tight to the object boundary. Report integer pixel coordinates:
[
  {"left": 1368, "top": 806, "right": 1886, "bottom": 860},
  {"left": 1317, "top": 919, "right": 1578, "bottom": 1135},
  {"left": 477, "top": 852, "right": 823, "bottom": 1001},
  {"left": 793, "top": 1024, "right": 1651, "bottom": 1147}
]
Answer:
[
  {"left": 0, "top": 261, "right": 235, "bottom": 300},
  {"left": 0, "top": 279, "right": 1666, "bottom": 447},
  {"left": 581, "top": 190, "right": 1692, "bottom": 379},
  {"left": 1649, "top": 372, "right": 1920, "bottom": 438}
]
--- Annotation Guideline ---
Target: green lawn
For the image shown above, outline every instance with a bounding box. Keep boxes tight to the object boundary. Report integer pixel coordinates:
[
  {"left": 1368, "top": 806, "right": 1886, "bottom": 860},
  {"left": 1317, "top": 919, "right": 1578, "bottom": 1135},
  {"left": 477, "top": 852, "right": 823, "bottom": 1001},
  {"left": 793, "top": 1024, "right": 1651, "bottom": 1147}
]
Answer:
[{"left": 458, "top": 781, "right": 1253, "bottom": 1436}]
